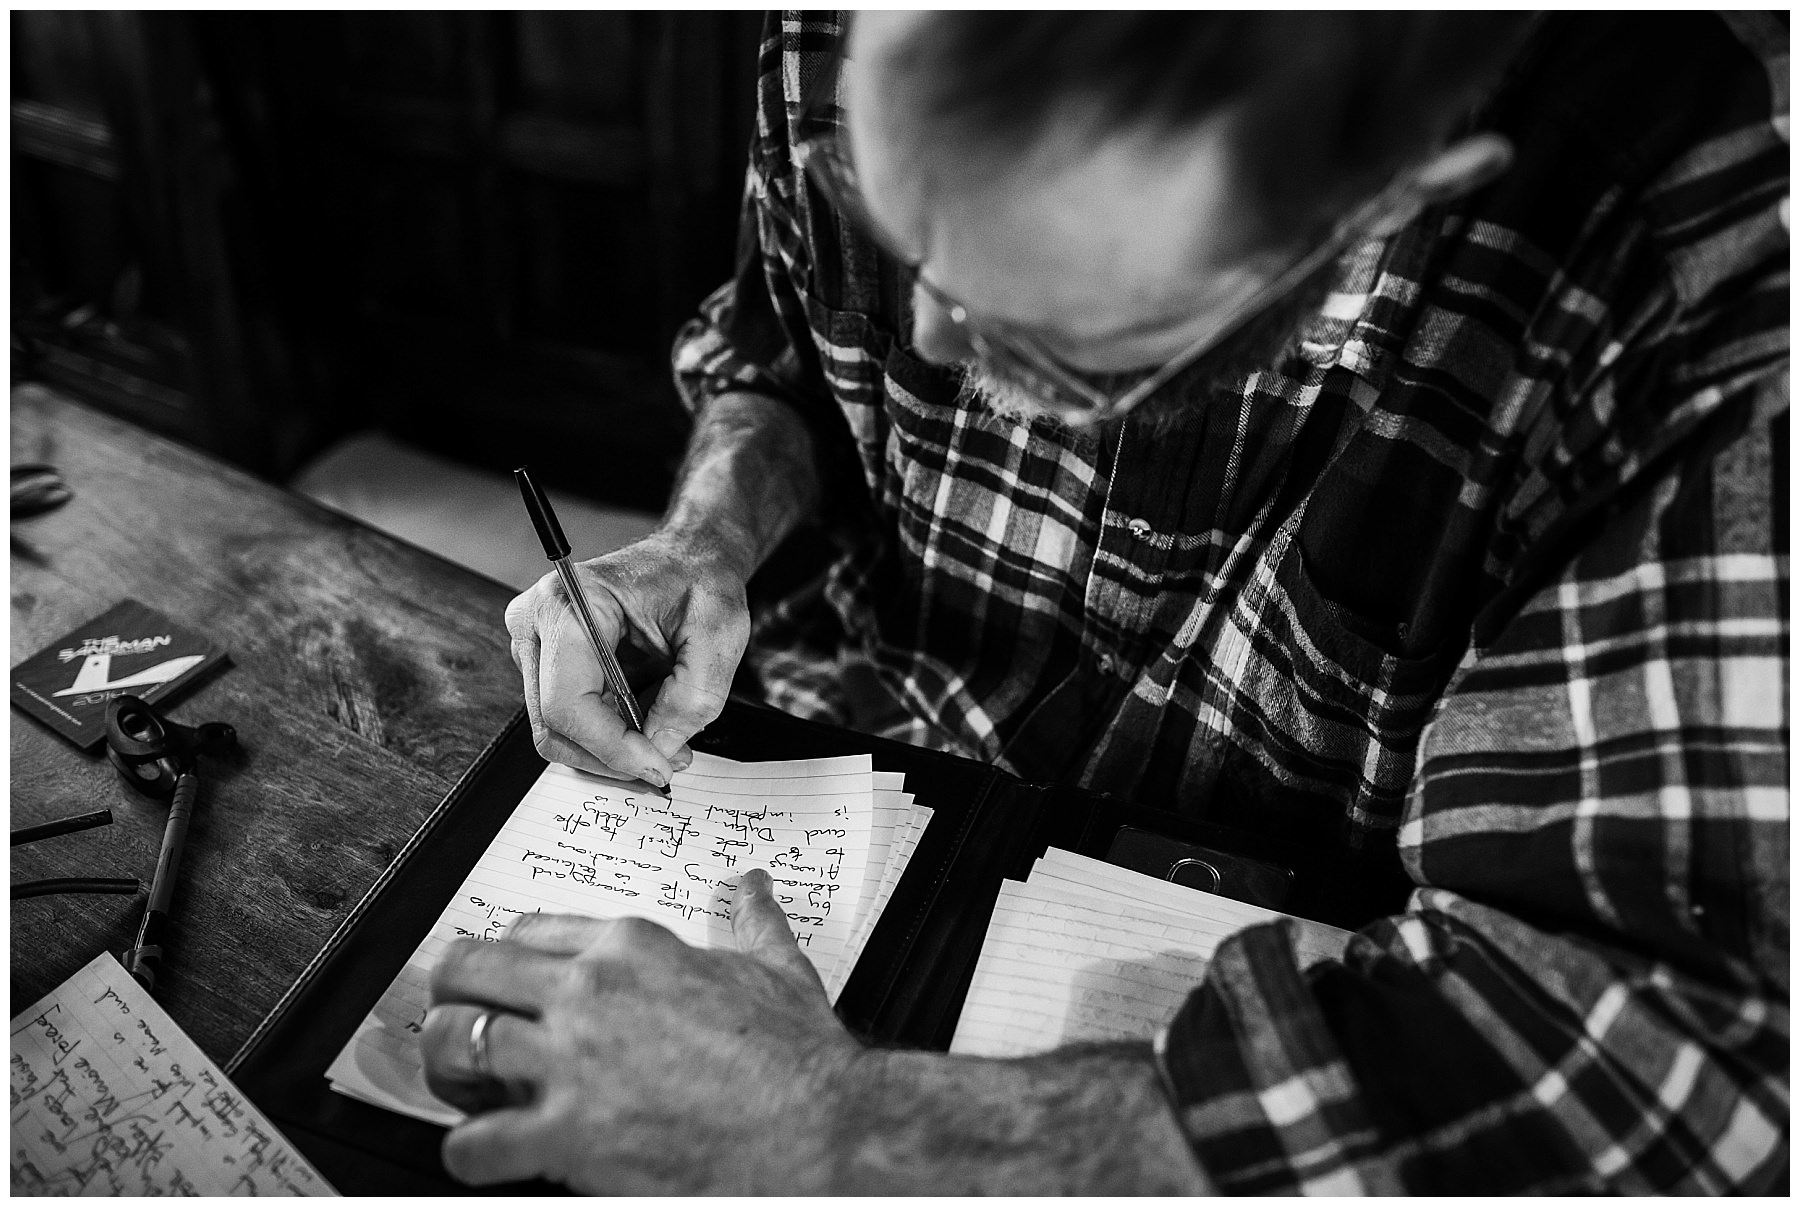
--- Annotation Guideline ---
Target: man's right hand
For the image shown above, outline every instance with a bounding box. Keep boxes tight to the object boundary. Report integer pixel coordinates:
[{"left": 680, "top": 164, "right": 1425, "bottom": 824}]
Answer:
[{"left": 504, "top": 528, "right": 751, "bottom": 786}]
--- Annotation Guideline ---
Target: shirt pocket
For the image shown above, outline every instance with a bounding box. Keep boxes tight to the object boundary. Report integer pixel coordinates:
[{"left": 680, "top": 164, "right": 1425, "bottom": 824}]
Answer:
[
  {"left": 1280, "top": 504, "right": 1472, "bottom": 705},
  {"left": 801, "top": 291, "right": 968, "bottom": 510}
]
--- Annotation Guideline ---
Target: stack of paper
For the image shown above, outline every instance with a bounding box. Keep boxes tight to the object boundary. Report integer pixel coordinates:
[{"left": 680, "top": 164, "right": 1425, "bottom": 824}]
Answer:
[
  {"left": 326, "top": 751, "right": 931, "bottom": 1125},
  {"left": 951, "top": 849, "right": 1352, "bottom": 1058}
]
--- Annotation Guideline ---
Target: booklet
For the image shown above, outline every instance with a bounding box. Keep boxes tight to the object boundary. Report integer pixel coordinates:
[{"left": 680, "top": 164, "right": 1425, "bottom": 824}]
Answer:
[{"left": 11, "top": 599, "right": 228, "bottom": 750}]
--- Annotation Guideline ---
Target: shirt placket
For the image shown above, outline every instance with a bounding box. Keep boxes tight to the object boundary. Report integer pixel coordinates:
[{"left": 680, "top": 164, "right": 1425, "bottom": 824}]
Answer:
[
  {"left": 994, "top": 419, "right": 1189, "bottom": 781},
  {"left": 1085, "top": 419, "right": 1196, "bottom": 681}
]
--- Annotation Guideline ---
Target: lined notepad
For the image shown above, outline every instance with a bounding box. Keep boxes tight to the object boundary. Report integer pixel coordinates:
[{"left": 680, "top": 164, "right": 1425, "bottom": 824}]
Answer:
[
  {"left": 327, "top": 751, "right": 930, "bottom": 1125},
  {"left": 10, "top": 953, "right": 335, "bottom": 1195},
  {"left": 951, "top": 849, "right": 1352, "bottom": 1058}
]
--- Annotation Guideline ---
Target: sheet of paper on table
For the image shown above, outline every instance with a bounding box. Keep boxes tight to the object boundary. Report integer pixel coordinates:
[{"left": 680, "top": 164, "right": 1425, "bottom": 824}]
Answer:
[
  {"left": 10, "top": 951, "right": 336, "bottom": 1195},
  {"left": 951, "top": 849, "right": 1354, "bottom": 1058},
  {"left": 327, "top": 750, "right": 931, "bottom": 1125}
]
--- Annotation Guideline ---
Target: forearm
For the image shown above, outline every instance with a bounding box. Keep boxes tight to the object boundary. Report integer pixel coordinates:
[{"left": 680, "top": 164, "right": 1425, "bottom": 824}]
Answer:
[
  {"left": 816, "top": 1043, "right": 1211, "bottom": 1194},
  {"left": 662, "top": 390, "right": 822, "bottom": 582}
]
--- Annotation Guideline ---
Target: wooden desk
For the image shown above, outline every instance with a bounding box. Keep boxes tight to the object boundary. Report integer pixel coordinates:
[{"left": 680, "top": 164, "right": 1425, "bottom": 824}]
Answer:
[{"left": 10, "top": 383, "right": 526, "bottom": 1064}]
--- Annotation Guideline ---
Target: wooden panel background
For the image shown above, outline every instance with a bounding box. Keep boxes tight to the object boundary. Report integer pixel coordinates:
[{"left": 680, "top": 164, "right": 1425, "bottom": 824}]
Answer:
[{"left": 12, "top": 11, "right": 764, "bottom": 509}]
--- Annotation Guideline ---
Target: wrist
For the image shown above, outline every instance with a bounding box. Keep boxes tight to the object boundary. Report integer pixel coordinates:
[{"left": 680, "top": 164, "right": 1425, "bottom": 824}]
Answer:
[
  {"left": 661, "top": 390, "right": 820, "bottom": 585},
  {"left": 745, "top": 1031, "right": 873, "bottom": 1194},
  {"left": 657, "top": 514, "right": 762, "bottom": 588},
  {"left": 810, "top": 1043, "right": 1206, "bottom": 1195}
]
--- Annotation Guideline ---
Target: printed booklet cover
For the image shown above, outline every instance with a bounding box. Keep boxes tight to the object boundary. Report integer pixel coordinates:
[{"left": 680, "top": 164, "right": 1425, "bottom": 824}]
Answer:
[{"left": 11, "top": 600, "right": 229, "bottom": 750}]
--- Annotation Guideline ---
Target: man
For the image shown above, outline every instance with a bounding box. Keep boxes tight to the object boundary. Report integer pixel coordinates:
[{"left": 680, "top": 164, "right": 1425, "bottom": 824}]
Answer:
[{"left": 423, "top": 12, "right": 1788, "bottom": 1193}]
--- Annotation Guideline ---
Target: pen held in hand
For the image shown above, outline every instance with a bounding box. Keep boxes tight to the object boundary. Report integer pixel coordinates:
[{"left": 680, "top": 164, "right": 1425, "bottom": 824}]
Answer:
[{"left": 514, "top": 467, "right": 665, "bottom": 790}]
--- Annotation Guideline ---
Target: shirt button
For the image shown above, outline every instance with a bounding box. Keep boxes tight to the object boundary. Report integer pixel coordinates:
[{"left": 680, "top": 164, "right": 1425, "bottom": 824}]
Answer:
[
  {"left": 1097, "top": 653, "right": 1116, "bottom": 675},
  {"left": 1126, "top": 518, "right": 1152, "bottom": 541}
]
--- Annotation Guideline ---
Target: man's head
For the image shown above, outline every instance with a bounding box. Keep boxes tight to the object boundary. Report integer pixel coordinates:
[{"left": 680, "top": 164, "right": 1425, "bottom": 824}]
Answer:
[{"left": 836, "top": 12, "right": 1534, "bottom": 429}]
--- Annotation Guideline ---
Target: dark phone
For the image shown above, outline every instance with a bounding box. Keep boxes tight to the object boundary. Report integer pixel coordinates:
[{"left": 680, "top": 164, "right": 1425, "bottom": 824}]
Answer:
[{"left": 1106, "top": 826, "right": 1295, "bottom": 910}]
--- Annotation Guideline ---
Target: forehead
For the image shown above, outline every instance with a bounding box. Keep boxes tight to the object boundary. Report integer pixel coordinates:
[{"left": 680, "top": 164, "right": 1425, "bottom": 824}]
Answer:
[{"left": 842, "top": 15, "right": 1272, "bottom": 337}]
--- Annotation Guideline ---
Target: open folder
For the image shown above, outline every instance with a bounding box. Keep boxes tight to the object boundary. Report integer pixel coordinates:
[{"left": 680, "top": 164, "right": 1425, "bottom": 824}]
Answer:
[{"left": 228, "top": 699, "right": 1411, "bottom": 1194}]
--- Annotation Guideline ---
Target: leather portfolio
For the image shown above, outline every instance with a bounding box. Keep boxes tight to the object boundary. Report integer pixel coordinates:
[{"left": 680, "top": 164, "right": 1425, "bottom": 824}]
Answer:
[{"left": 228, "top": 698, "right": 1409, "bottom": 1193}]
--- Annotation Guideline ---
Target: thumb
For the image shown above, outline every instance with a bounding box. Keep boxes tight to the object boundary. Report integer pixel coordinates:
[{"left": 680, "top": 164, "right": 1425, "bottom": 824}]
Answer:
[{"left": 732, "top": 869, "right": 813, "bottom": 979}]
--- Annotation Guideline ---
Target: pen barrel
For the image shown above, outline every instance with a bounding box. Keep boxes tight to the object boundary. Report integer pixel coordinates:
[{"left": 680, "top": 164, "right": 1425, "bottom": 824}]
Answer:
[{"left": 553, "top": 559, "right": 646, "bottom": 733}]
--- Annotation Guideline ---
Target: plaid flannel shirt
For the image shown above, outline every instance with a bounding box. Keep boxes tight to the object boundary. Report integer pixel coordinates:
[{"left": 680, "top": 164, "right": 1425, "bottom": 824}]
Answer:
[{"left": 672, "top": 11, "right": 1789, "bottom": 1193}]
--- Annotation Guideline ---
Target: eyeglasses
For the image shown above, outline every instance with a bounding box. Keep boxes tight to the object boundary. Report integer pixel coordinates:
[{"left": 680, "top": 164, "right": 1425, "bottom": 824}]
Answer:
[{"left": 795, "top": 123, "right": 1422, "bottom": 425}]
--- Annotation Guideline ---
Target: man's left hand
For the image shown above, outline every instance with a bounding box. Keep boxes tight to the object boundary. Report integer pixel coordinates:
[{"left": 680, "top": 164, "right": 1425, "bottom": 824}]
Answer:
[{"left": 419, "top": 868, "right": 862, "bottom": 1194}]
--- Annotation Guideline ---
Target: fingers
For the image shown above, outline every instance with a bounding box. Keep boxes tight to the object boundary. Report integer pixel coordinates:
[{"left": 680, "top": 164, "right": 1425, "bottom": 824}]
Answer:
[
  {"left": 442, "top": 1105, "right": 560, "bottom": 1187},
  {"left": 508, "top": 549, "right": 753, "bottom": 788},
  {"left": 529, "top": 729, "right": 619, "bottom": 778},
  {"left": 431, "top": 934, "right": 587, "bottom": 1016},
  {"left": 503, "top": 912, "right": 615, "bottom": 956},
  {"left": 732, "top": 869, "right": 821, "bottom": 986},
  {"left": 539, "top": 604, "right": 665, "bottom": 782},
  {"left": 439, "top": 917, "right": 687, "bottom": 995},
  {"left": 642, "top": 593, "right": 748, "bottom": 768},
  {"left": 512, "top": 572, "right": 667, "bottom": 785},
  {"left": 503, "top": 594, "right": 537, "bottom": 687},
  {"left": 426, "top": 917, "right": 692, "bottom": 1122},
  {"left": 504, "top": 587, "right": 552, "bottom": 755},
  {"left": 420, "top": 1003, "right": 546, "bottom": 1115},
  {"left": 510, "top": 579, "right": 592, "bottom": 770}
]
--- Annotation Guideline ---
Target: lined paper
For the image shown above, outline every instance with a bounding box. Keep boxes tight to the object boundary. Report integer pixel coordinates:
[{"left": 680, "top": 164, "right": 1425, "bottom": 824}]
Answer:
[
  {"left": 328, "top": 750, "right": 927, "bottom": 1125},
  {"left": 951, "top": 851, "right": 1353, "bottom": 1058},
  {"left": 825, "top": 779, "right": 932, "bottom": 1001},
  {"left": 1031, "top": 848, "right": 1353, "bottom": 968},
  {"left": 10, "top": 952, "right": 335, "bottom": 1196}
]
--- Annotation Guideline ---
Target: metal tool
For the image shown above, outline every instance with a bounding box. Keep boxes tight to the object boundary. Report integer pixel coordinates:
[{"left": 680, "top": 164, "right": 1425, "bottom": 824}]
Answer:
[{"left": 104, "top": 694, "right": 238, "bottom": 991}]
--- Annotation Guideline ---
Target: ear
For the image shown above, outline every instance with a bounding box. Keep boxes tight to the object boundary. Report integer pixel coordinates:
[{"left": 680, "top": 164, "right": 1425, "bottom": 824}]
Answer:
[
  {"left": 1411, "top": 132, "right": 1515, "bottom": 204},
  {"left": 1364, "top": 132, "right": 1514, "bottom": 236}
]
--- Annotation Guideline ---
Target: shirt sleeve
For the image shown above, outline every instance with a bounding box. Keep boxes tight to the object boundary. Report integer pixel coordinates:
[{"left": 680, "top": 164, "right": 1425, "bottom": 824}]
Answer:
[
  {"left": 669, "top": 13, "right": 871, "bottom": 532},
  {"left": 1156, "top": 351, "right": 1788, "bottom": 1192},
  {"left": 670, "top": 169, "right": 820, "bottom": 421}
]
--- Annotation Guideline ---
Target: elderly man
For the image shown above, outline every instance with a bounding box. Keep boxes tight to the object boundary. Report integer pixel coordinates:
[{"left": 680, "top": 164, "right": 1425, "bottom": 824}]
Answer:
[{"left": 423, "top": 12, "right": 1787, "bottom": 1193}]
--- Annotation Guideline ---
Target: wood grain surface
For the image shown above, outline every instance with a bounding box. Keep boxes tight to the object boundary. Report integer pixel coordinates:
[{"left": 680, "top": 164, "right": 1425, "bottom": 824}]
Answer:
[{"left": 10, "top": 383, "right": 526, "bottom": 1061}]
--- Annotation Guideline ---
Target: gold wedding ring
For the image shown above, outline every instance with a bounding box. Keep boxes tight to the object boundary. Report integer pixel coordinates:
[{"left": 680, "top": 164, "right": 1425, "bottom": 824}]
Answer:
[{"left": 468, "top": 1009, "right": 499, "bottom": 1081}]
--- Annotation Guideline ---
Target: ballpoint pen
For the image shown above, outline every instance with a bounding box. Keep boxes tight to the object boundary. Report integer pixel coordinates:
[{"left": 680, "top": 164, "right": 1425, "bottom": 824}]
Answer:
[{"left": 514, "top": 466, "right": 652, "bottom": 740}]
